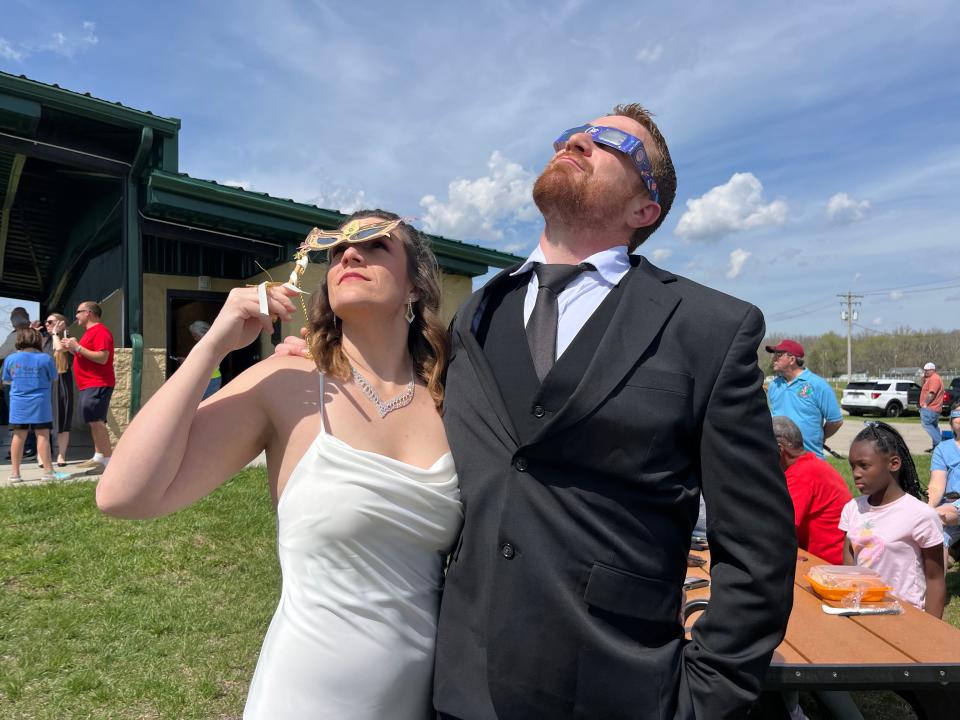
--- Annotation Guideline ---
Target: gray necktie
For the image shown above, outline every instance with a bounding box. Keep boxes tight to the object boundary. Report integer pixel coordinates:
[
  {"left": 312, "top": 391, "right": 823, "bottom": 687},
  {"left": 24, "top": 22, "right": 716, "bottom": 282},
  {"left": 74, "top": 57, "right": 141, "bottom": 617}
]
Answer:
[{"left": 526, "top": 263, "right": 593, "bottom": 381}]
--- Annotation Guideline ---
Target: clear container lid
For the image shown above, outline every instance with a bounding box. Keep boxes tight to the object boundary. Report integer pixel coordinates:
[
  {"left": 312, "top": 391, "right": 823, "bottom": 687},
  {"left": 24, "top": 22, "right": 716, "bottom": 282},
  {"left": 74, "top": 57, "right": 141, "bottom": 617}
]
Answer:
[{"left": 808, "top": 564, "right": 887, "bottom": 588}]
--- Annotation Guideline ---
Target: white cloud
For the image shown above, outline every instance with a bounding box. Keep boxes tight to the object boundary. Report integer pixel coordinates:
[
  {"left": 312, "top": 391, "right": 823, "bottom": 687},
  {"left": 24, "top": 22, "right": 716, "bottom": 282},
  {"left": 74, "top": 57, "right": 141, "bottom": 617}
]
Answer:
[
  {"left": 0, "top": 38, "right": 23, "bottom": 61},
  {"left": 304, "top": 188, "right": 368, "bottom": 215},
  {"left": 651, "top": 248, "right": 672, "bottom": 262},
  {"left": 636, "top": 44, "right": 663, "bottom": 63},
  {"left": 674, "top": 173, "right": 788, "bottom": 241},
  {"left": 826, "top": 192, "right": 870, "bottom": 224},
  {"left": 419, "top": 151, "right": 537, "bottom": 242},
  {"left": 853, "top": 272, "right": 862, "bottom": 282},
  {"left": 223, "top": 179, "right": 251, "bottom": 191},
  {"left": 42, "top": 21, "right": 99, "bottom": 58},
  {"left": 502, "top": 241, "right": 531, "bottom": 255},
  {"left": 889, "top": 290, "right": 904, "bottom": 300},
  {"left": 726, "top": 248, "right": 751, "bottom": 279},
  {"left": 873, "top": 317, "right": 883, "bottom": 326}
]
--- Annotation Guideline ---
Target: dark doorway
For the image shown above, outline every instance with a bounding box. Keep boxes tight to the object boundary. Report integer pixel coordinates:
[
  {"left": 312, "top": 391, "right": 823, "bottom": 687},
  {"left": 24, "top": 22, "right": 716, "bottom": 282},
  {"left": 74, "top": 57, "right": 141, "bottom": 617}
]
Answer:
[{"left": 165, "top": 290, "right": 261, "bottom": 384}]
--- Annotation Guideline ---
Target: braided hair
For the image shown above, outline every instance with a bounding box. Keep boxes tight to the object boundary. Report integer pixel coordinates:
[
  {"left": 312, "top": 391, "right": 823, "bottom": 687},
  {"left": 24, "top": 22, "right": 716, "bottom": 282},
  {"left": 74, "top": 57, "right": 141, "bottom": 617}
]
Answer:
[{"left": 852, "top": 421, "right": 924, "bottom": 500}]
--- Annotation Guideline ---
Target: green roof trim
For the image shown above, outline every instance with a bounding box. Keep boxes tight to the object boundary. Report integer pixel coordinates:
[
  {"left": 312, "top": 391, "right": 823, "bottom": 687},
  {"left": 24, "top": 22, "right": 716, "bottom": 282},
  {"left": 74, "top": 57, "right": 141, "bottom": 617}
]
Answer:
[
  {"left": 0, "top": 71, "right": 180, "bottom": 134},
  {"left": 0, "top": 92, "right": 41, "bottom": 136},
  {"left": 147, "top": 171, "right": 344, "bottom": 229},
  {"left": 144, "top": 171, "right": 521, "bottom": 275}
]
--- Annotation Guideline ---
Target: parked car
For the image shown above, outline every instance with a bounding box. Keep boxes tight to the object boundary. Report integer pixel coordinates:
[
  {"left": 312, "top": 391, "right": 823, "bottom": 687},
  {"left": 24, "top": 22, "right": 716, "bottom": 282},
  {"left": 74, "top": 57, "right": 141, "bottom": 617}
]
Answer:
[
  {"left": 842, "top": 378, "right": 922, "bottom": 417},
  {"left": 909, "top": 376, "right": 960, "bottom": 416}
]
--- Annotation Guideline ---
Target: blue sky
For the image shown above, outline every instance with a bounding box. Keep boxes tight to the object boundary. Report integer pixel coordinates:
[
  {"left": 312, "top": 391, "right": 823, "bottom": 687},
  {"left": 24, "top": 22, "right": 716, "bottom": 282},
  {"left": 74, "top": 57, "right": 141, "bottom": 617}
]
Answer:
[{"left": 2, "top": 0, "right": 959, "bottom": 337}]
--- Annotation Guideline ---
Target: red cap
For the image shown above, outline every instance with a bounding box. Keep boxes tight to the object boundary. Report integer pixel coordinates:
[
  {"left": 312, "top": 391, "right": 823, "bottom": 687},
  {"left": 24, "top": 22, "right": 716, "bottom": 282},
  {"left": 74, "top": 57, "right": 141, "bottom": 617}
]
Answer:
[{"left": 765, "top": 339, "right": 804, "bottom": 358}]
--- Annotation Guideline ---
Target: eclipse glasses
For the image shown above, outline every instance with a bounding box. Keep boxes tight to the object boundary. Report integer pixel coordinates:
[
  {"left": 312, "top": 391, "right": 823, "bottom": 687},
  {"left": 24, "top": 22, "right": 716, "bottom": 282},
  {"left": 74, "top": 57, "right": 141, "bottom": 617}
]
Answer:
[
  {"left": 300, "top": 217, "right": 404, "bottom": 253},
  {"left": 553, "top": 125, "right": 660, "bottom": 204}
]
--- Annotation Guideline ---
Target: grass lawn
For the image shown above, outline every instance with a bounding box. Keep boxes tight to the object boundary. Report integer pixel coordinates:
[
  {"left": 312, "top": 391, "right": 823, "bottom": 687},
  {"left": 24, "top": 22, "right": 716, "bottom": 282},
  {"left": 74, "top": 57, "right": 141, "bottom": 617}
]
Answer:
[
  {"left": 1, "top": 464, "right": 957, "bottom": 719},
  {"left": 0, "top": 469, "right": 278, "bottom": 720}
]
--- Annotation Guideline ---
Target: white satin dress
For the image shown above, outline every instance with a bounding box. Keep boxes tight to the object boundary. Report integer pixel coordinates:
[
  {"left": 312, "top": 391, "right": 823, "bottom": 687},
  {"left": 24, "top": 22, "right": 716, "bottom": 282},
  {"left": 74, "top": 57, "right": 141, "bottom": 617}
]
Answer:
[{"left": 243, "top": 372, "right": 462, "bottom": 719}]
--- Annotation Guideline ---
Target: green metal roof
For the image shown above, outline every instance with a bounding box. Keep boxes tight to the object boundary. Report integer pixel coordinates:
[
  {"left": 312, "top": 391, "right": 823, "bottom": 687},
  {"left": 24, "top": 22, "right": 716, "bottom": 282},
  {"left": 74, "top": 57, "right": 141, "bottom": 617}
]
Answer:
[
  {"left": 0, "top": 71, "right": 519, "bottom": 290},
  {"left": 144, "top": 171, "right": 520, "bottom": 275},
  {"left": 0, "top": 71, "right": 180, "bottom": 134}
]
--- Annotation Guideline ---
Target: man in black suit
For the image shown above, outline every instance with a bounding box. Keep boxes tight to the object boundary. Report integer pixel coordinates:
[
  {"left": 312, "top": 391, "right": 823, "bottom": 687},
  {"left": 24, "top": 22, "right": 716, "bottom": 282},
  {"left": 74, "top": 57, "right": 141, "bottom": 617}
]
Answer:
[{"left": 434, "top": 104, "right": 797, "bottom": 719}]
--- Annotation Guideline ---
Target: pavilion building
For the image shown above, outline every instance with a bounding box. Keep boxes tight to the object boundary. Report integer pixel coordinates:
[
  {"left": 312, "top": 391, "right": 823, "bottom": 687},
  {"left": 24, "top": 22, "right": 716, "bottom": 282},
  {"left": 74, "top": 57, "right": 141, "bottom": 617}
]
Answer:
[{"left": 0, "top": 71, "right": 517, "bottom": 439}]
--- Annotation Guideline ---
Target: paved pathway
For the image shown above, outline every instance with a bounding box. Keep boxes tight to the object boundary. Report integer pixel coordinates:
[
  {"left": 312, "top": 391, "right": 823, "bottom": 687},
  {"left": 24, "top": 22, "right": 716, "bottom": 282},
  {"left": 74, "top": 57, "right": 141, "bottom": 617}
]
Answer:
[
  {"left": 827, "top": 416, "right": 941, "bottom": 458},
  {"left": 0, "top": 427, "right": 101, "bottom": 487}
]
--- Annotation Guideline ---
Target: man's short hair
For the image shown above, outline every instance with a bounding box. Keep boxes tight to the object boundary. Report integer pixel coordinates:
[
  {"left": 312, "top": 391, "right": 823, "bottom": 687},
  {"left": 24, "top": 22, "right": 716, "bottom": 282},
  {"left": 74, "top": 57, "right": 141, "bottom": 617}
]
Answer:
[
  {"left": 611, "top": 103, "right": 677, "bottom": 250},
  {"left": 771, "top": 416, "right": 804, "bottom": 452},
  {"left": 81, "top": 302, "right": 103, "bottom": 318},
  {"left": 188, "top": 320, "right": 210, "bottom": 338},
  {"left": 10, "top": 307, "right": 29, "bottom": 328},
  {"left": 14, "top": 327, "right": 42, "bottom": 351}
]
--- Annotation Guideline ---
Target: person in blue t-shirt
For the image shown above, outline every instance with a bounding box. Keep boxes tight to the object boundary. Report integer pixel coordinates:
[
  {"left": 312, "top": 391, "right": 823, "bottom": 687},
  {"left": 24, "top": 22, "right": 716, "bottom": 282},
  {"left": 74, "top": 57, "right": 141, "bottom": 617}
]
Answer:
[
  {"left": 929, "top": 401, "right": 960, "bottom": 566},
  {"left": 765, "top": 339, "right": 843, "bottom": 459},
  {"left": 2, "top": 327, "right": 57, "bottom": 483}
]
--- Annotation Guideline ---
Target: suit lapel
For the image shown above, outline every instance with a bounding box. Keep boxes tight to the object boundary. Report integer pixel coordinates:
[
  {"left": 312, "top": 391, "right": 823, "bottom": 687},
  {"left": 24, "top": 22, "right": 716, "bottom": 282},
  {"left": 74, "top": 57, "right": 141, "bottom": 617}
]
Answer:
[
  {"left": 451, "top": 265, "right": 523, "bottom": 446},
  {"left": 530, "top": 258, "right": 681, "bottom": 443}
]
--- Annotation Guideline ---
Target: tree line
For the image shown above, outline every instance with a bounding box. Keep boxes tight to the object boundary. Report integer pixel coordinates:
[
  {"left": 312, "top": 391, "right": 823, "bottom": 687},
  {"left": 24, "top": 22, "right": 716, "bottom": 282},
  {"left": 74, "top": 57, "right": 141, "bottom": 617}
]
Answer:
[{"left": 759, "top": 329, "right": 960, "bottom": 379}]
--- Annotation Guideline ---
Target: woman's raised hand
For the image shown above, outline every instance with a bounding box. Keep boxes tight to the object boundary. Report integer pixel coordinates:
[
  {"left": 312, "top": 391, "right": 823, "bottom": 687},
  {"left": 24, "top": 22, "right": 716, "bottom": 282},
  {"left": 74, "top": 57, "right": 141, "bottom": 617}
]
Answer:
[{"left": 202, "top": 284, "right": 299, "bottom": 357}]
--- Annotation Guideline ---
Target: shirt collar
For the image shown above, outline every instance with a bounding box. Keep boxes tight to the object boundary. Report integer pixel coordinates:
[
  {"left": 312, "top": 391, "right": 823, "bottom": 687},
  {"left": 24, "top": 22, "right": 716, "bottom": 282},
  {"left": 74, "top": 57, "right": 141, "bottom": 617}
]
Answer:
[
  {"left": 786, "top": 368, "right": 809, "bottom": 386},
  {"left": 510, "top": 244, "right": 631, "bottom": 287}
]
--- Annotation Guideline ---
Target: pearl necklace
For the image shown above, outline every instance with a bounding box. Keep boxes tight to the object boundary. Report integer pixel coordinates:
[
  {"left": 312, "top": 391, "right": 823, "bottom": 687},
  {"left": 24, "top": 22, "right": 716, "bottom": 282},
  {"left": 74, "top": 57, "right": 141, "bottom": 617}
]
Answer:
[{"left": 350, "top": 364, "right": 415, "bottom": 418}]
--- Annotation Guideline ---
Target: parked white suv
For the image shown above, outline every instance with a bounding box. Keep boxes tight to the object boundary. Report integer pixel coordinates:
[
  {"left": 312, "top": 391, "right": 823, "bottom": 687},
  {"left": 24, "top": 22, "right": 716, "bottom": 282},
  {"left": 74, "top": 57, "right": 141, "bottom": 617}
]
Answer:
[{"left": 841, "top": 378, "right": 921, "bottom": 418}]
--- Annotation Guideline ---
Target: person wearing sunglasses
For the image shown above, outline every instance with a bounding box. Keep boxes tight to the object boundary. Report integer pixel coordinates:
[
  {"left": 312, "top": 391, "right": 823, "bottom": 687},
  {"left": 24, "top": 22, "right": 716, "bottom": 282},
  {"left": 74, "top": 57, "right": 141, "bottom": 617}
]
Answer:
[{"left": 431, "top": 104, "right": 796, "bottom": 720}]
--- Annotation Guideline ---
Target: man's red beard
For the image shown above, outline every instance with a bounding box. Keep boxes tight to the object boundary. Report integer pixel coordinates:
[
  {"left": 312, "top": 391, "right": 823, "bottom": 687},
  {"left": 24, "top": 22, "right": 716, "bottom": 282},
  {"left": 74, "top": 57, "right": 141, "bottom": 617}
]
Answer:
[{"left": 532, "top": 158, "right": 634, "bottom": 230}]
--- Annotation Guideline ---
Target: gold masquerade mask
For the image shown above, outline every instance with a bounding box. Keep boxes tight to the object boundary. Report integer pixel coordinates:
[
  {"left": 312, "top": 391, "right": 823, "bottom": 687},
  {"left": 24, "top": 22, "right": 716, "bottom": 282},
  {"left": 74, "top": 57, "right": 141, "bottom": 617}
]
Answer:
[
  {"left": 253, "top": 217, "right": 406, "bottom": 329},
  {"left": 299, "top": 217, "right": 404, "bottom": 252}
]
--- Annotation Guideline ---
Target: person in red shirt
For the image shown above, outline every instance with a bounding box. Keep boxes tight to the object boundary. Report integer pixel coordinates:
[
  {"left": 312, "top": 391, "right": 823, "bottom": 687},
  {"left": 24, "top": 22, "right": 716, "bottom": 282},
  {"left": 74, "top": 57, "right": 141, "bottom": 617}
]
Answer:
[
  {"left": 61, "top": 301, "right": 114, "bottom": 472},
  {"left": 772, "top": 415, "right": 851, "bottom": 564}
]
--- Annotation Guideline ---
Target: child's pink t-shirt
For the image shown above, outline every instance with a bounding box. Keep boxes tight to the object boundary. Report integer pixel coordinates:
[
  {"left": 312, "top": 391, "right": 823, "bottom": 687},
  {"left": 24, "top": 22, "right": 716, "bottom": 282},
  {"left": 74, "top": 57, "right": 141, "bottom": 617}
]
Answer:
[{"left": 839, "top": 493, "right": 942, "bottom": 609}]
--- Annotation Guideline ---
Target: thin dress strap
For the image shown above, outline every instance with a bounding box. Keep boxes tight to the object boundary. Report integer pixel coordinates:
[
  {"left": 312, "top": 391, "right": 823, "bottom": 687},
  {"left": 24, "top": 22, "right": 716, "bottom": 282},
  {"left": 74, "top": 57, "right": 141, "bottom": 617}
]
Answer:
[{"left": 318, "top": 371, "right": 326, "bottom": 435}]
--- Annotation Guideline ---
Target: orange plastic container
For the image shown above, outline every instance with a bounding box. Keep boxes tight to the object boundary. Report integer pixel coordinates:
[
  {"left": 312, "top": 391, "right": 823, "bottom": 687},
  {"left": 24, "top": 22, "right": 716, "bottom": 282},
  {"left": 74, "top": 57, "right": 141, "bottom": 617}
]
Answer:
[{"left": 805, "top": 565, "right": 892, "bottom": 602}]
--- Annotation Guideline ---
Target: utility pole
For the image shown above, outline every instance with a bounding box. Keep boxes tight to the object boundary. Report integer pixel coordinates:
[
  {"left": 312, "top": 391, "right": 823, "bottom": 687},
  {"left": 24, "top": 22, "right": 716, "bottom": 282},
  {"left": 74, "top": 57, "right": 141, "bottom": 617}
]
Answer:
[{"left": 838, "top": 292, "right": 862, "bottom": 379}]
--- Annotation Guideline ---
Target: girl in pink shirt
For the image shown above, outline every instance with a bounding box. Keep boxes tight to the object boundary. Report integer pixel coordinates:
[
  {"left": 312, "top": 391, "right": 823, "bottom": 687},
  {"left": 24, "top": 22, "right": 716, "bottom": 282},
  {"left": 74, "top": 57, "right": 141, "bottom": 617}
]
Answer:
[{"left": 840, "top": 421, "right": 945, "bottom": 616}]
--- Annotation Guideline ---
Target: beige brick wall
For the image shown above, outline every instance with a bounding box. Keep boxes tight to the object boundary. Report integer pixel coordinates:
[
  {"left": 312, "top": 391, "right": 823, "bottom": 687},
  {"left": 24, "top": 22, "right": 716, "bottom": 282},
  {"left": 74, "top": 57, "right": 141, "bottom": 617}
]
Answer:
[
  {"left": 439, "top": 273, "right": 473, "bottom": 326},
  {"left": 108, "top": 348, "right": 131, "bottom": 443},
  {"left": 106, "top": 347, "right": 166, "bottom": 442}
]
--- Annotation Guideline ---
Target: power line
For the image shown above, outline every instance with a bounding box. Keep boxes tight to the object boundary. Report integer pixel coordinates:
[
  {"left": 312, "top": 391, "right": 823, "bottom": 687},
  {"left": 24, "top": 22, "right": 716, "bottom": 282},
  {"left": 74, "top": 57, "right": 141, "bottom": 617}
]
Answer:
[{"left": 765, "top": 281, "right": 960, "bottom": 323}]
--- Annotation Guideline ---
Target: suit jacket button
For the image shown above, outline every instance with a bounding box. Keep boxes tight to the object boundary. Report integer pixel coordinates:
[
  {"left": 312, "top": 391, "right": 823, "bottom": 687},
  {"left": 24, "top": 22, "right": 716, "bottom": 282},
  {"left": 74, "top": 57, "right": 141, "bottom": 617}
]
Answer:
[
  {"left": 514, "top": 457, "right": 528, "bottom": 472},
  {"left": 532, "top": 405, "right": 545, "bottom": 418},
  {"left": 501, "top": 543, "right": 515, "bottom": 559}
]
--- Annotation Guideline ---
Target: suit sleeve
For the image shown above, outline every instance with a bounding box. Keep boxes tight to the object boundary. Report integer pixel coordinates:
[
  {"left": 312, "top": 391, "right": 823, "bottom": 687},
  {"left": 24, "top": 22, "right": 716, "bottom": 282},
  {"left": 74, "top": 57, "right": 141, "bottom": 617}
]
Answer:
[{"left": 676, "top": 304, "right": 797, "bottom": 720}]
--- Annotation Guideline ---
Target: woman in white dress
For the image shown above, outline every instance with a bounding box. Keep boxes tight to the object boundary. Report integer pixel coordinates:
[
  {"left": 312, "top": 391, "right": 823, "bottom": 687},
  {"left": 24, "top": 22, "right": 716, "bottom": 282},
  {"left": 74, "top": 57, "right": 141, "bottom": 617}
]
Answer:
[{"left": 97, "top": 210, "right": 463, "bottom": 719}]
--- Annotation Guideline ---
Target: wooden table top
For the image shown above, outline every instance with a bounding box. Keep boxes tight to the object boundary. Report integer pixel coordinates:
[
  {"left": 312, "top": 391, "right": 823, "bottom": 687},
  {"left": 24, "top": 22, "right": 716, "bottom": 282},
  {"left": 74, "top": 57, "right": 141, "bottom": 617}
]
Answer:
[{"left": 685, "top": 548, "right": 960, "bottom": 689}]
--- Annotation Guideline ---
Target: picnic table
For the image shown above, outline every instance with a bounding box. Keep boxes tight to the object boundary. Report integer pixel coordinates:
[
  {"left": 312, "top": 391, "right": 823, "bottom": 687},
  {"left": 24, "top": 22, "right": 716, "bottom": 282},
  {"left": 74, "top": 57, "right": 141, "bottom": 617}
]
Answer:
[{"left": 684, "top": 548, "right": 960, "bottom": 719}]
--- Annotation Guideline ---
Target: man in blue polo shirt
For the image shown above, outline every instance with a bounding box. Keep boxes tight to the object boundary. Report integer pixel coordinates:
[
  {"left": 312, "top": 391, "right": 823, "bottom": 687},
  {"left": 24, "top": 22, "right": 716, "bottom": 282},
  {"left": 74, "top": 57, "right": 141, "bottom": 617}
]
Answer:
[{"left": 766, "top": 339, "right": 842, "bottom": 459}]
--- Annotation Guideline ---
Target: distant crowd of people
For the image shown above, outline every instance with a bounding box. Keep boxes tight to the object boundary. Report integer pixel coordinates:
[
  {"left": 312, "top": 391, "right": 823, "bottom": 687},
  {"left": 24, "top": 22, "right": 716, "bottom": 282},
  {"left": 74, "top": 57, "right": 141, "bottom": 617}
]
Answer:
[
  {"left": 765, "top": 338, "right": 960, "bottom": 609},
  {"left": 1, "top": 301, "right": 115, "bottom": 482}
]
